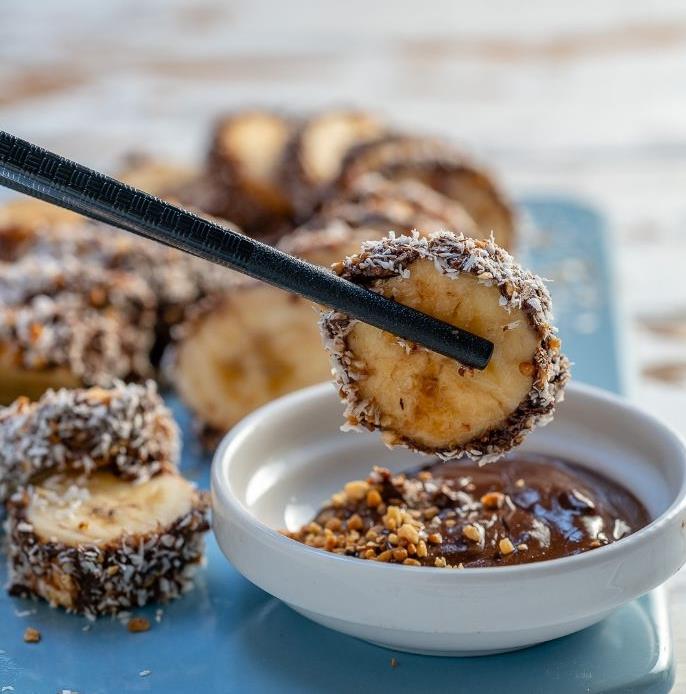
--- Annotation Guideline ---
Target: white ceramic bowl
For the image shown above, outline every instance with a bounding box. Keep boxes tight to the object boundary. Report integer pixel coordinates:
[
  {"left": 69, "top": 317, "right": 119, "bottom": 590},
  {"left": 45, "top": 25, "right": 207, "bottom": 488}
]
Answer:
[{"left": 211, "top": 382, "right": 686, "bottom": 656}]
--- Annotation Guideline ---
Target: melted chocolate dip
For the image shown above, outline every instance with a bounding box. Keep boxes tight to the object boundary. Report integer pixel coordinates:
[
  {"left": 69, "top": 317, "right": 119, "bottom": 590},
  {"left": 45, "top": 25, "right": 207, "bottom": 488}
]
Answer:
[{"left": 288, "top": 454, "right": 650, "bottom": 568}]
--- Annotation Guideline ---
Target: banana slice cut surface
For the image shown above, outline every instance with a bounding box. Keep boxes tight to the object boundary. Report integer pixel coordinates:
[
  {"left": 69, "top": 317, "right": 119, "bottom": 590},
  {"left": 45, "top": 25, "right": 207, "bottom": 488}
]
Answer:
[
  {"left": 173, "top": 280, "right": 331, "bottom": 436},
  {"left": 320, "top": 232, "right": 570, "bottom": 462},
  {"left": 25, "top": 470, "right": 195, "bottom": 545}
]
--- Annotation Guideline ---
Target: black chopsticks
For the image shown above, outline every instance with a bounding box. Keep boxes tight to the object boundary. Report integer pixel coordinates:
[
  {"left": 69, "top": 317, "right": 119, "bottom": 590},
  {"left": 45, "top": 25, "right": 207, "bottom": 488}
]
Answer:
[{"left": 0, "top": 130, "right": 493, "bottom": 370}]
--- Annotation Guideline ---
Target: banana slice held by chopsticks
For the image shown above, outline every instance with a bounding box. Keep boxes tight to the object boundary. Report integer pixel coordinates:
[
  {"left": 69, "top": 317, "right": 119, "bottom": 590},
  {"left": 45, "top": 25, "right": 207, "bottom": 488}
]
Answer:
[
  {"left": 320, "top": 231, "right": 570, "bottom": 462},
  {"left": 171, "top": 193, "right": 481, "bottom": 444}
]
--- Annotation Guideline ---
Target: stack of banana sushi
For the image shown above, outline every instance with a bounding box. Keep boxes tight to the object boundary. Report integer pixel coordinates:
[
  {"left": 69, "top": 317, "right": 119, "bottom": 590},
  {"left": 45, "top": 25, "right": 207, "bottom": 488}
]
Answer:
[
  {"left": 1, "top": 381, "right": 210, "bottom": 618},
  {"left": 0, "top": 105, "right": 520, "bottom": 447},
  {"left": 170, "top": 108, "right": 517, "bottom": 441},
  {"left": 0, "top": 197, "right": 239, "bottom": 405}
]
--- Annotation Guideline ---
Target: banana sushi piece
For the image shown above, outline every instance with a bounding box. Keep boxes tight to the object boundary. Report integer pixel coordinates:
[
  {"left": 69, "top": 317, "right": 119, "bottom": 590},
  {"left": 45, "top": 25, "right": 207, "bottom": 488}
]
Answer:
[
  {"left": 6, "top": 469, "right": 209, "bottom": 617},
  {"left": 281, "top": 109, "right": 387, "bottom": 220},
  {"left": 320, "top": 232, "right": 570, "bottom": 462},
  {"left": 172, "top": 219, "right": 405, "bottom": 440},
  {"left": 204, "top": 109, "right": 296, "bottom": 238},
  {"left": 0, "top": 380, "right": 178, "bottom": 503},
  {"left": 335, "top": 135, "right": 516, "bottom": 249},
  {"left": 0, "top": 294, "right": 147, "bottom": 405},
  {"left": 0, "top": 257, "right": 157, "bottom": 403},
  {"left": 309, "top": 172, "right": 478, "bottom": 238},
  {"left": 0, "top": 214, "right": 237, "bottom": 365}
]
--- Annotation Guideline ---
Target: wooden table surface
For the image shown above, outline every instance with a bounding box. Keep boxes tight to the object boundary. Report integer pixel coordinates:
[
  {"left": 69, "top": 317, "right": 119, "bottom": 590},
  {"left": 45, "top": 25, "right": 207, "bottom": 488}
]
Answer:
[{"left": 2, "top": 1, "right": 686, "bottom": 688}]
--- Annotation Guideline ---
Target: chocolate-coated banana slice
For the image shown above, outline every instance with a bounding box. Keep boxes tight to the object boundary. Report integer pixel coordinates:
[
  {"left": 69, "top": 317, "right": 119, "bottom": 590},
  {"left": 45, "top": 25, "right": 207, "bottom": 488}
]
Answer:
[
  {"left": 206, "top": 109, "right": 296, "bottom": 236},
  {"left": 336, "top": 136, "right": 515, "bottom": 249},
  {"left": 6, "top": 469, "right": 208, "bottom": 618},
  {"left": 0, "top": 380, "right": 179, "bottom": 502},
  {"left": 282, "top": 109, "right": 386, "bottom": 219},
  {"left": 320, "top": 232, "right": 569, "bottom": 461}
]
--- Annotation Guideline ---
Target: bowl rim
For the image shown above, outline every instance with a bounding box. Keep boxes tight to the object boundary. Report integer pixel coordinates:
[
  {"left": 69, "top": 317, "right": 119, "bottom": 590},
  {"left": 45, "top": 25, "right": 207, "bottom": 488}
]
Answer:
[{"left": 211, "top": 380, "right": 686, "bottom": 579}]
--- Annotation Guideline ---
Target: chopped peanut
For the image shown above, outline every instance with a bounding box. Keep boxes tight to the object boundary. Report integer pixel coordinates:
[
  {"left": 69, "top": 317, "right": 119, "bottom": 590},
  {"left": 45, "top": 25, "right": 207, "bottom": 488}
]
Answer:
[
  {"left": 462, "top": 524, "right": 483, "bottom": 543},
  {"left": 23, "top": 627, "right": 41, "bottom": 644},
  {"left": 127, "top": 617, "right": 150, "bottom": 633},
  {"left": 347, "top": 514, "right": 363, "bottom": 531},
  {"left": 499, "top": 538, "right": 515, "bottom": 555},
  {"left": 480, "top": 491, "right": 505, "bottom": 509},
  {"left": 366, "top": 489, "right": 382, "bottom": 507},
  {"left": 398, "top": 523, "right": 419, "bottom": 545},
  {"left": 325, "top": 517, "right": 342, "bottom": 531},
  {"left": 344, "top": 480, "right": 369, "bottom": 502}
]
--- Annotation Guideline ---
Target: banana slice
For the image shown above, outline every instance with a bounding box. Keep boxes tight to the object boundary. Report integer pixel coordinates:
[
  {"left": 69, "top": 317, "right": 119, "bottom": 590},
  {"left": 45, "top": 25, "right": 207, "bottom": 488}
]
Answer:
[
  {"left": 282, "top": 110, "right": 387, "bottom": 219},
  {"left": 173, "top": 281, "right": 329, "bottom": 439},
  {"left": 0, "top": 256, "right": 157, "bottom": 402},
  {"left": 336, "top": 136, "right": 516, "bottom": 249},
  {"left": 172, "top": 218, "right": 405, "bottom": 440},
  {"left": 205, "top": 110, "right": 296, "bottom": 236},
  {"left": 313, "top": 173, "right": 479, "bottom": 239},
  {"left": 280, "top": 173, "right": 478, "bottom": 263},
  {"left": 0, "top": 295, "right": 140, "bottom": 405},
  {"left": 0, "top": 380, "right": 179, "bottom": 502},
  {"left": 6, "top": 469, "right": 209, "bottom": 617},
  {"left": 320, "top": 232, "right": 570, "bottom": 462},
  {"left": 0, "top": 211, "right": 237, "bottom": 366}
]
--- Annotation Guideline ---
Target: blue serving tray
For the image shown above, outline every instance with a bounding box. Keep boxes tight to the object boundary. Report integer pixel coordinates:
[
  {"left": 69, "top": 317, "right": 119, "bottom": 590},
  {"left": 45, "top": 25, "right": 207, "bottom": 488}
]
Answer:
[{"left": 0, "top": 199, "right": 674, "bottom": 693}]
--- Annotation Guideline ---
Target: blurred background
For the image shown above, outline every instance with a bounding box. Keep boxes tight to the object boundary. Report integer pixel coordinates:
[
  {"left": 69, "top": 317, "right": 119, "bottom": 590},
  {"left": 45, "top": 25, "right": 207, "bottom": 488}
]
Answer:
[{"left": 2, "top": 0, "right": 686, "bottom": 671}]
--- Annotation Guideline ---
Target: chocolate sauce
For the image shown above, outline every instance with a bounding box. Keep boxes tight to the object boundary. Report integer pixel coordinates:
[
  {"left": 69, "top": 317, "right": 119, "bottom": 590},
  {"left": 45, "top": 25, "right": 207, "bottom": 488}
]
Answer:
[
  {"left": 409, "top": 454, "right": 648, "bottom": 566},
  {"left": 289, "top": 454, "right": 650, "bottom": 568}
]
